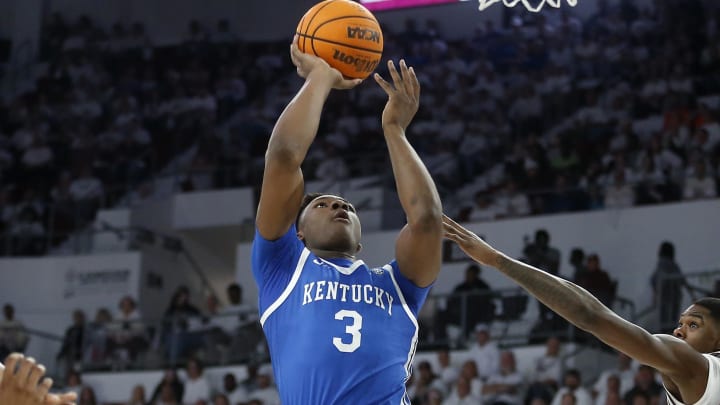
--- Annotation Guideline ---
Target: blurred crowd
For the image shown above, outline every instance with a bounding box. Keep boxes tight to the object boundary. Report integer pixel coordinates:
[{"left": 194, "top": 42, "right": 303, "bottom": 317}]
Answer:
[{"left": 0, "top": 0, "right": 717, "bottom": 256}]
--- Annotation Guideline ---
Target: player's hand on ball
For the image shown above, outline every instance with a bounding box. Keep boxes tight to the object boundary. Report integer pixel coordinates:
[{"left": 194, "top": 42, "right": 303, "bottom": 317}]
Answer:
[
  {"left": 290, "top": 36, "right": 362, "bottom": 90},
  {"left": 0, "top": 354, "right": 77, "bottom": 405},
  {"left": 374, "top": 59, "right": 420, "bottom": 131}
]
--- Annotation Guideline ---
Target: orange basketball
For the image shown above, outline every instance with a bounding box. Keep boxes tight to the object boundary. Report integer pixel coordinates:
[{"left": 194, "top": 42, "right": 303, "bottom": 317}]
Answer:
[{"left": 296, "top": 0, "right": 384, "bottom": 80}]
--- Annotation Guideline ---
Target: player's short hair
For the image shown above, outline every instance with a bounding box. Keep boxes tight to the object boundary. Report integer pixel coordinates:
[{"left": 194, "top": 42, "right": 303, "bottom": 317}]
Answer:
[
  {"left": 296, "top": 192, "right": 326, "bottom": 228},
  {"left": 694, "top": 297, "right": 720, "bottom": 323},
  {"left": 295, "top": 193, "right": 353, "bottom": 228}
]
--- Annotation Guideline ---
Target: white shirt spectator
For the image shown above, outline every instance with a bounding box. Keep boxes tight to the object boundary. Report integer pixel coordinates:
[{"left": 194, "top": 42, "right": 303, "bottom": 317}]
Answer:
[
  {"left": 683, "top": 175, "right": 717, "bottom": 200},
  {"left": 21, "top": 145, "right": 53, "bottom": 168},
  {"left": 593, "top": 369, "right": 635, "bottom": 402},
  {"left": 248, "top": 386, "right": 280, "bottom": 405},
  {"left": 184, "top": 376, "right": 211, "bottom": 404},
  {"left": 442, "top": 392, "right": 482, "bottom": 405},
  {"left": 468, "top": 341, "right": 500, "bottom": 381},
  {"left": 604, "top": 182, "right": 635, "bottom": 208},
  {"left": 225, "top": 385, "right": 248, "bottom": 405},
  {"left": 552, "top": 386, "right": 593, "bottom": 405},
  {"left": 69, "top": 174, "right": 104, "bottom": 201}
]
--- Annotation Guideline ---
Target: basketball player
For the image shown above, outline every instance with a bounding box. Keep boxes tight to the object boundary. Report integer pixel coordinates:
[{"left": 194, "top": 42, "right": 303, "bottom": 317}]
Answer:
[
  {"left": 442, "top": 215, "right": 720, "bottom": 405},
  {"left": 251, "top": 37, "right": 443, "bottom": 404},
  {"left": 0, "top": 353, "right": 78, "bottom": 405}
]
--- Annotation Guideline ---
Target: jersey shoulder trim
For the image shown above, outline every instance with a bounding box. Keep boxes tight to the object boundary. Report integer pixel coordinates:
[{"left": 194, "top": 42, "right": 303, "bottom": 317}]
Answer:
[{"left": 260, "top": 248, "right": 311, "bottom": 326}]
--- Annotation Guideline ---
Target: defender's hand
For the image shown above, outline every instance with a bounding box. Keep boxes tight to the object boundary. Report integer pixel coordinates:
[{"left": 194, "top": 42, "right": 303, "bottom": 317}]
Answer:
[{"left": 443, "top": 214, "right": 500, "bottom": 267}]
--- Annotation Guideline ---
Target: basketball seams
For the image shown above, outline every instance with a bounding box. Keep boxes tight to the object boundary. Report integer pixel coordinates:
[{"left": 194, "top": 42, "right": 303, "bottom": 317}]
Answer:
[
  {"left": 297, "top": 33, "right": 383, "bottom": 55},
  {"left": 300, "top": 0, "right": 338, "bottom": 55},
  {"left": 296, "top": 0, "right": 383, "bottom": 78}
]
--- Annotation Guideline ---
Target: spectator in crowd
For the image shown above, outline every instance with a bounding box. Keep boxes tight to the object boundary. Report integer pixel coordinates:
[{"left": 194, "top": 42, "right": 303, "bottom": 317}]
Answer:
[
  {"left": 162, "top": 286, "right": 202, "bottom": 364},
  {"left": 525, "top": 336, "right": 563, "bottom": 405},
  {"left": 247, "top": 364, "right": 280, "bottom": 405},
  {"left": 150, "top": 369, "right": 184, "bottom": 404},
  {"left": 522, "top": 230, "right": 561, "bottom": 327},
  {"left": 622, "top": 365, "right": 663, "bottom": 405},
  {"left": 468, "top": 324, "right": 500, "bottom": 382},
  {"left": 603, "top": 170, "right": 635, "bottom": 208},
  {"left": 575, "top": 254, "right": 615, "bottom": 307},
  {"left": 57, "top": 309, "right": 87, "bottom": 373},
  {"left": 458, "top": 359, "right": 483, "bottom": 399},
  {"left": 127, "top": 384, "right": 146, "bottom": 405},
  {"left": 183, "top": 358, "right": 210, "bottom": 404},
  {"left": 212, "top": 394, "right": 231, "bottom": 405},
  {"left": 0, "top": 304, "right": 29, "bottom": 359},
  {"left": 65, "top": 369, "right": 84, "bottom": 398},
  {"left": 592, "top": 352, "right": 635, "bottom": 403},
  {"left": 85, "top": 307, "right": 112, "bottom": 366},
  {"left": 442, "top": 376, "right": 481, "bottom": 405},
  {"left": 78, "top": 386, "right": 98, "bottom": 405},
  {"left": 436, "top": 348, "right": 459, "bottom": 392},
  {"left": 444, "top": 264, "right": 495, "bottom": 339},
  {"left": 683, "top": 161, "right": 717, "bottom": 200},
  {"left": 240, "top": 362, "right": 260, "bottom": 394},
  {"left": 594, "top": 374, "right": 622, "bottom": 405},
  {"left": 408, "top": 360, "right": 444, "bottom": 404},
  {"left": 649, "top": 241, "right": 687, "bottom": 330},
  {"left": 68, "top": 166, "right": 104, "bottom": 226},
  {"left": 569, "top": 248, "right": 587, "bottom": 282},
  {"left": 153, "top": 381, "right": 181, "bottom": 405},
  {"left": 482, "top": 350, "right": 524, "bottom": 405},
  {"left": 108, "top": 296, "right": 148, "bottom": 365},
  {"left": 220, "top": 372, "right": 247, "bottom": 405},
  {"left": 551, "top": 369, "right": 592, "bottom": 405}
]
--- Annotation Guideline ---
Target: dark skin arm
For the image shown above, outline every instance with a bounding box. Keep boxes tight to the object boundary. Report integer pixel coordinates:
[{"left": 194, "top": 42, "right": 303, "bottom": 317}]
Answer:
[
  {"left": 442, "top": 215, "right": 710, "bottom": 403},
  {"left": 373, "top": 61, "right": 443, "bottom": 287},
  {"left": 256, "top": 37, "right": 361, "bottom": 241}
]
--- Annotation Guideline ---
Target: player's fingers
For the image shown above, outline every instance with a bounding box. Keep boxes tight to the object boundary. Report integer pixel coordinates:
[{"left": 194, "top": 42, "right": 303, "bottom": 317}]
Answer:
[
  {"left": 36, "top": 377, "right": 52, "bottom": 401},
  {"left": 27, "top": 363, "right": 46, "bottom": 392},
  {"left": 290, "top": 43, "right": 302, "bottom": 67},
  {"left": 3, "top": 353, "right": 22, "bottom": 376},
  {"left": 387, "top": 60, "right": 402, "bottom": 90},
  {"left": 398, "top": 60, "right": 414, "bottom": 97},
  {"left": 409, "top": 66, "right": 421, "bottom": 99},
  {"left": 337, "top": 78, "right": 363, "bottom": 90},
  {"left": 16, "top": 357, "right": 36, "bottom": 388},
  {"left": 373, "top": 73, "right": 394, "bottom": 95}
]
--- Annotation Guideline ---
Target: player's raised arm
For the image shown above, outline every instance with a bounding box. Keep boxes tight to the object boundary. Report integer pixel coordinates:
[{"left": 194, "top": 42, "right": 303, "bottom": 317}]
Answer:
[
  {"left": 256, "top": 37, "right": 362, "bottom": 240},
  {"left": 374, "top": 60, "right": 443, "bottom": 287},
  {"left": 442, "top": 215, "right": 712, "bottom": 402}
]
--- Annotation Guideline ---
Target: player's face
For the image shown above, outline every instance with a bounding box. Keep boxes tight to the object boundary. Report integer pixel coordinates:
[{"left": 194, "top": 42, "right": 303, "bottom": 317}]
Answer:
[
  {"left": 298, "top": 195, "right": 362, "bottom": 255},
  {"left": 673, "top": 304, "right": 720, "bottom": 353}
]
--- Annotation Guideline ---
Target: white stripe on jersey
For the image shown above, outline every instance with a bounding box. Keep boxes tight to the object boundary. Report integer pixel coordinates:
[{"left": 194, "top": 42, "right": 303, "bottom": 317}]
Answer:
[
  {"left": 384, "top": 265, "right": 420, "bottom": 386},
  {"left": 260, "top": 248, "right": 311, "bottom": 326}
]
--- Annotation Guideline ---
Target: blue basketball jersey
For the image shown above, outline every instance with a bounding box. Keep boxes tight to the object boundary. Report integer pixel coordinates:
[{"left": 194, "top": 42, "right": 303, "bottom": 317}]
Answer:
[{"left": 251, "top": 226, "right": 430, "bottom": 405}]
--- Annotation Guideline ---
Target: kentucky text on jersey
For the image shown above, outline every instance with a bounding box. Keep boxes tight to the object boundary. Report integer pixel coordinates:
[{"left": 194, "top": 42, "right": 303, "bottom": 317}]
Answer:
[{"left": 302, "top": 281, "right": 394, "bottom": 316}]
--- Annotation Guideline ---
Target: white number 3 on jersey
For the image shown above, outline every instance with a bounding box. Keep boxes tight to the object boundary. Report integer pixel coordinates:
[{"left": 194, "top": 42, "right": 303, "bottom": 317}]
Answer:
[{"left": 333, "top": 310, "right": 363, "bottom": 352}]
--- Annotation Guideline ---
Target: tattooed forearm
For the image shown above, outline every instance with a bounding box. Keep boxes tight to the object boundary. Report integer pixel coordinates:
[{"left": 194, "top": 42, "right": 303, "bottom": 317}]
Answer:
[{"left": 494, "top": 254, "right": 603, "bottom": 330}]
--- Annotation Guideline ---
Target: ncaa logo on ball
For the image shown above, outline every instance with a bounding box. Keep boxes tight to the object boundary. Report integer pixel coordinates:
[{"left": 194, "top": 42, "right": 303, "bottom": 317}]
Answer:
[
  {"left": 332, "top": 49, "right": 380, "bottom": 74},
  {"left": 347, "top": 27, "right": 381, "bottom": 43}
]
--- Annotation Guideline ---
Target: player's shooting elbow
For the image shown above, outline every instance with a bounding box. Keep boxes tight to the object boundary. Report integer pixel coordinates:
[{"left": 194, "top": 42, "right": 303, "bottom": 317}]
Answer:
[
  {"left": 265, "top": 141, "right": 305, "bottom": 169},
  {"left": 406, "top": 203, "right": 443, "bottom": 234}
]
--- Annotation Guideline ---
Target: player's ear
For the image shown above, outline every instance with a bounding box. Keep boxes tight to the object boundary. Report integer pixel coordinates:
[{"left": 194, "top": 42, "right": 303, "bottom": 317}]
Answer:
[
  {"left": 297, "top": 230, "right": 305, "bottom": 241},
  {"left": 355, "top": 243, "right": 362, "bottom": 254}
]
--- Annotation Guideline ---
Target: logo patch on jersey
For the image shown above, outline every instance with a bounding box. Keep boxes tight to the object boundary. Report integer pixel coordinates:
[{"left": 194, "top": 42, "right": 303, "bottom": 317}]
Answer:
[{"left": 371, "top": 267, "right": 385, "bottom": 275}]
